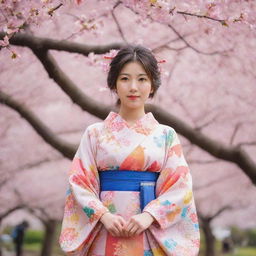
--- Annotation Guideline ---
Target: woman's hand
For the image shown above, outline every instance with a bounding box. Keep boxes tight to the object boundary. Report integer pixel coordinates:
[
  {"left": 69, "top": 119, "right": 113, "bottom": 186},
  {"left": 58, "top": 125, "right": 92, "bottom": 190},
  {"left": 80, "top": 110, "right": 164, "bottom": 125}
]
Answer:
[
  {"left": 122, "top": 212, "right": 154, "bottom": 237},
  {"left": 100, "top": 212, "right": 127, "bottom": 237}
]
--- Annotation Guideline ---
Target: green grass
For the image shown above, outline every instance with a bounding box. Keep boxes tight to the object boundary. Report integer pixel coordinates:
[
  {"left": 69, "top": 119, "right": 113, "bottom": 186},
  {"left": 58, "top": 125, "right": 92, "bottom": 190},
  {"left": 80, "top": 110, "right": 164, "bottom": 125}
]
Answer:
[
  {"left": 24, "top": 243, "right": 42, "bottom": 251},
  {"left": 198, "top": 236, "right": 256, "bottom": 256},
  {"left": 24, "top": 229, "right": 44, "bottom": 244},
  {"left": 229, "top": 247, "right": 256, "bottom": 256},
  {"left": 199, "top": 246, "right": 256, "bottom": 256},
  {"left": 22, "top": 229, "right": 44, "bottom": 252}
]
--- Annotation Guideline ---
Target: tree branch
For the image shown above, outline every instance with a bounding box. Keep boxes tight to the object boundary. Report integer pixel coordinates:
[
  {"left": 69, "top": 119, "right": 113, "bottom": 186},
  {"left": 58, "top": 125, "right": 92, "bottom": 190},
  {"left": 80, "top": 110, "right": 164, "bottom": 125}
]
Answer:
[
  {"left": 111, "top": 10, "right": 127, "bottom": 42},
  {"left": 152, "top": 32, "right": 194, "bottom": 53},
  {"left": 0, "top": 32, "right": 123, "bottom": 55},
  {"left": 188, "top": 159, "right": 219, "bottom": 165},
  {"left": 0, "top": 204, "right": 26, "bottom": 222},
  {"left": 111, "top": 0, "right": 127, "bottom": 42},
  {"left": 197, "top": 205, "right": 232, "bottom": 222},
  {"left": 194, "top": 172, "right": 240, "bottom": 191},
  {"left": 121, "top": 4, "right": 229, "bottom": 55},
  {"left": 194, "top": 113, "right": 219, "bottom": 131},
  {"left": 146, "top": 104, "right": 256, "bottom": 185},
  {"left": 1, "top": 86, "right": 256, "bottom": 185},
  {"left": 230, "top": 122, "right": 242, "bottom": 145},
  {"left": 237, "top": 141, "right": 256, "bottom": 147},
  {"left": 177, "top": 11, "right": 228, "bottom": 26},
  {"left": 0, "top": 90, "right": 76, "bottom": 159},
  {"left": 209, "top": 205, "right": 232, "bottom": 221},
  {"left": 1, "top": 33, "right": 256, "bottom": 185},
  {"left": 32, "top": 48, "right": 115, "bottom": 119},
  {"left": 26, "top": 206, "right": 48, "bottom": 224},
  {"left": 0, "top": 156, "right": 63, "bottom": 188},
  {"left": 167, "top": 23, "right": 231, "bottom": 56}
]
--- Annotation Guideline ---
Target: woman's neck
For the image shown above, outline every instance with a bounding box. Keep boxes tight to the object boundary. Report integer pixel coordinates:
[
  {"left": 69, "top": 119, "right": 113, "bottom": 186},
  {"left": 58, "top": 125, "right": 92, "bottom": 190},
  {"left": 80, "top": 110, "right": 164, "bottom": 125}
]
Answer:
[{"left": 118, "top": 107, "right": 146, "bottom": 125}]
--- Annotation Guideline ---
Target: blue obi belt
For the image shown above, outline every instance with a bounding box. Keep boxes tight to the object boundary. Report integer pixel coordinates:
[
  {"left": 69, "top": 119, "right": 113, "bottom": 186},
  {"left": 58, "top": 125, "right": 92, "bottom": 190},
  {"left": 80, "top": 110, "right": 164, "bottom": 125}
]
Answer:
[{"left": 99, "top": 170, "right": 159, "bottom": 210}]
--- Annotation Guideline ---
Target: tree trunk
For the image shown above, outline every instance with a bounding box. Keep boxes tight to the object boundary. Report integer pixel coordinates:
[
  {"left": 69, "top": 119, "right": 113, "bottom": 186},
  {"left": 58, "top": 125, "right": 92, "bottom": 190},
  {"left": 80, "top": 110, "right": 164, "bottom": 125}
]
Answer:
[
  {"left": 201, "top": 219, "right": 216, "bottom": 256},
  {"left": 40, "top": 219, "right": 57, "bottom": 256}
]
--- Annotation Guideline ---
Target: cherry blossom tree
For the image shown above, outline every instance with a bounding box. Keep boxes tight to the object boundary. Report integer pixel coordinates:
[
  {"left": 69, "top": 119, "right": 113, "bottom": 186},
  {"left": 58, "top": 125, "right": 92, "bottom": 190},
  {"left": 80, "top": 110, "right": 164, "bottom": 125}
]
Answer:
[{"left": 1, "top": 1, "right": 256, "bottom": 255}]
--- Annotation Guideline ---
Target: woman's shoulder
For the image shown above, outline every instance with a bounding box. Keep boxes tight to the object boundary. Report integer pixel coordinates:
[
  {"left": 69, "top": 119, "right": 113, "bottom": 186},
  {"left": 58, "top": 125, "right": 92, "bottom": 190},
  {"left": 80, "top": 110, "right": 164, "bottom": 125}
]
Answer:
[
  {"left": 83, "top": 121, "right": 105, "bottom": 134},
  {"left": 79, "top": 122, "right": 104, "bottom": 143},
  {"left": 157, "top": 123, "right": 176, "bottom": 134},
  {"left": 87, "top": 121, "right": 104, "bottom": 130}
]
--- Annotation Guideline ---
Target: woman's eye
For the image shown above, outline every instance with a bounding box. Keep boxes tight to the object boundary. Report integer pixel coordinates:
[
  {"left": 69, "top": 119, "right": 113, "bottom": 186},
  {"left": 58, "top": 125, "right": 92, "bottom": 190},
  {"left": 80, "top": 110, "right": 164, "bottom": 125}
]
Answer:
[
  {"left": 139, "top": 77, "right": 147, "bottom": 81},
  {"left": 121, "top": 77, "right": 128, "bottom": 81}
]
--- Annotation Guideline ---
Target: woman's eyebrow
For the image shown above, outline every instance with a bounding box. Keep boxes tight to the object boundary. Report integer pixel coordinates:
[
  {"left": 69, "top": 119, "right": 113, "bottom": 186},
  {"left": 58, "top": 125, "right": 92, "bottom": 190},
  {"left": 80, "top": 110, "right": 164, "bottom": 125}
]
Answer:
[{"left": 119, "top": 73, "right": 147, "bottom": 76}]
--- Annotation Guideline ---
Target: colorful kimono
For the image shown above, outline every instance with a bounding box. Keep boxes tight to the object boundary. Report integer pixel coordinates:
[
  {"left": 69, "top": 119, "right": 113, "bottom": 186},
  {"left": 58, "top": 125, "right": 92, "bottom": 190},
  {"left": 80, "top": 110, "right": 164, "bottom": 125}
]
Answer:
[{"left": 59, "top": 111, "right": 200, "bottom": 256}]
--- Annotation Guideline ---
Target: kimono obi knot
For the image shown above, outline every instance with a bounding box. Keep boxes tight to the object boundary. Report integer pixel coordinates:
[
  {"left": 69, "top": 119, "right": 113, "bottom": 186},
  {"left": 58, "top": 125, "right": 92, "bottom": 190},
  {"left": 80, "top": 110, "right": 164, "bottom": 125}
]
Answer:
[{"left": 99, "top": 170, "right": 159, "bottom": 210}]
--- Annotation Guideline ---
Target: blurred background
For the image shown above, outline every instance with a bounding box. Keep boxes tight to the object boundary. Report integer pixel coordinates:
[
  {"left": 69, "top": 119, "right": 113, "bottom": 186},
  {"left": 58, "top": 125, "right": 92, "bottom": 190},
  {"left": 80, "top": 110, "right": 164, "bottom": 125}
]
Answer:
[{"left": 0, "top": 1, "right": 256, "bottom": 255}]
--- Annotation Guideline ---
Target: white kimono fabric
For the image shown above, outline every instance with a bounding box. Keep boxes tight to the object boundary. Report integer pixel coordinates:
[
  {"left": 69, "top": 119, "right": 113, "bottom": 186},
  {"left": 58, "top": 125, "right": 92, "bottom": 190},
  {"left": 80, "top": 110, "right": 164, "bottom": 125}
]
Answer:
[{"left": 59, "top": 111, "right": 200, "bottom": 255}]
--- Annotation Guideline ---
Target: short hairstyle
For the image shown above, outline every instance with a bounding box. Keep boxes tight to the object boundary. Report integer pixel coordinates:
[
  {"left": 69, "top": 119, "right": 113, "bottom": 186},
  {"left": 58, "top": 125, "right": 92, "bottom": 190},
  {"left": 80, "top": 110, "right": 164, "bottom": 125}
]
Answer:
[{"left": 107, "top": 45, "right": 161, "bottom": 98}]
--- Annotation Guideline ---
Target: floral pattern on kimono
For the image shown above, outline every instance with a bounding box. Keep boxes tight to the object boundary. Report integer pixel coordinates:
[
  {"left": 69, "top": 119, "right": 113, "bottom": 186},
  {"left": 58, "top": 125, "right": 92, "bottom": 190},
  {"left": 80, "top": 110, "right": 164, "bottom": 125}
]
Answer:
[{"left": 59, "top": 111, "right": 200, "bottom": 256}]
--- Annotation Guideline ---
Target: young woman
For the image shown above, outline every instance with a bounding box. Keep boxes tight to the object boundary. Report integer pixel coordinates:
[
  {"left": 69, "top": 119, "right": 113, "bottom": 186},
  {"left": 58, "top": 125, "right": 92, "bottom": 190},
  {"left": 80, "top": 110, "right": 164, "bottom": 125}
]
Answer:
[{"left": 59, "top": 45, "right": 200, "bottom": 255}]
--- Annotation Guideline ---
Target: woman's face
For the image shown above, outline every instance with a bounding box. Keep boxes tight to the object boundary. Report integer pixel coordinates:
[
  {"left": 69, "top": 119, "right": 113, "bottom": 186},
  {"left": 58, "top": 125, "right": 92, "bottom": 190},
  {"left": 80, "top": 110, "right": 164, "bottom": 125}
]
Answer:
[{"left": 116, "top": 61, "right": 153, "bottom": 110}]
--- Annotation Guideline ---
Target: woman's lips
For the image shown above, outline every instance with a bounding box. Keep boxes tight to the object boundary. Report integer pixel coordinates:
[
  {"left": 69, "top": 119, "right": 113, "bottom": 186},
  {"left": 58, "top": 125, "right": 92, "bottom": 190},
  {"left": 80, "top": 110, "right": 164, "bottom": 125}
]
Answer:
[{"left": 127, "top": 96, "right": 140, "bottom": 100}]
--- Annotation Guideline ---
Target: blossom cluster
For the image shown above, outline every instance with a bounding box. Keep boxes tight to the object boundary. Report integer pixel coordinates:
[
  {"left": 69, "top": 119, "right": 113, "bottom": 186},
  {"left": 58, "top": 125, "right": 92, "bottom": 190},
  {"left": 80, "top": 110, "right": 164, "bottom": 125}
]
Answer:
[{"left": 0, "top": 0, "right": 63, "bottom": 57}]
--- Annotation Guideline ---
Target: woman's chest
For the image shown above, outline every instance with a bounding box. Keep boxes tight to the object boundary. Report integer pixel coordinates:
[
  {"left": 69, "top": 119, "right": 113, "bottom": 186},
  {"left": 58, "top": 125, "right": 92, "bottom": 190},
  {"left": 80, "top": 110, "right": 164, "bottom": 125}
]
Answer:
[{"left": 95, "top": 128, "right": 168, "bottom": 171}]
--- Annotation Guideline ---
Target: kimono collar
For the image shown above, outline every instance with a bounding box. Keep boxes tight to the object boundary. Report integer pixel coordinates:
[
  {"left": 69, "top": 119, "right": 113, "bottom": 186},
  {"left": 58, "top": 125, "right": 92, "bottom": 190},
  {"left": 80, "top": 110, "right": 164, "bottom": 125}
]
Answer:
[{"left": 104, "top": 111, "right": 159, "bottom": 135}]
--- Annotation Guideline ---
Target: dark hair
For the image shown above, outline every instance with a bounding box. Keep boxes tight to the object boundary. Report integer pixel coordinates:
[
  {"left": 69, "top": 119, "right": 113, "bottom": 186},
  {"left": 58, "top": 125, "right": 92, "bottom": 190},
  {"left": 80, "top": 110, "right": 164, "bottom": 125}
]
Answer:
[
  {"left": 21, "top": 220, "right": 29, "bottom": 228},
  {"left": 107, "top": 45, "right": 161, "bottom": 99}
]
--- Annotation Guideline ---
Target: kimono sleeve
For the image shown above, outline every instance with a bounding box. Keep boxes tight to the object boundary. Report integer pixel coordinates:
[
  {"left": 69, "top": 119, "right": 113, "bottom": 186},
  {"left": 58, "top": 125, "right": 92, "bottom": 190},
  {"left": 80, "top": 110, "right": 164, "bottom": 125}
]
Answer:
[
  {"left": 143, "top": 128, "right": 198, "bottom": 230},
  {"left": 59, "top": 125, "right": 109, "bottom": 253},
  {"left": 69, "top": 126, "right": 108, "bottom": 216}
]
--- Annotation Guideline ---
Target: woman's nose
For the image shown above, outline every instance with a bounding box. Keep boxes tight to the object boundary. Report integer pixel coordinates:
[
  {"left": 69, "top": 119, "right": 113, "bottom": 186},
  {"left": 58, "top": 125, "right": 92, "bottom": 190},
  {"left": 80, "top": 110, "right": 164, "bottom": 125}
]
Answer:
[{"left": 129, "top": 80, "right": 138, "bottom": 90}]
